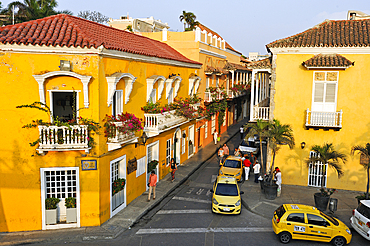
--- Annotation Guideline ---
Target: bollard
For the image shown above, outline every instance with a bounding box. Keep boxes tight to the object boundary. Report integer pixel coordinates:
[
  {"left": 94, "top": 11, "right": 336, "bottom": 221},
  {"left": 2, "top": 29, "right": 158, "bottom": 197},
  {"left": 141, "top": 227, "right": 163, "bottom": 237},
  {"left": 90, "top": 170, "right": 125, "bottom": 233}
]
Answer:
[{"left": 329, "top": 198, "right": 338, "bottom": 213}]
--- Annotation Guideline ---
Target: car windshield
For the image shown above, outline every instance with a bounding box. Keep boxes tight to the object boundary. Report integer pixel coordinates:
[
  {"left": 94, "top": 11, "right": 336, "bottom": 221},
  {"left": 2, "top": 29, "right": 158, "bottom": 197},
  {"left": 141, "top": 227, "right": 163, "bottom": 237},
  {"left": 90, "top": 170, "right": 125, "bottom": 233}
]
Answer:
[
  {"left": 223, "top": 160, "right": 241, "bottom": 168},
  {"left": 357, "top": 203, "right": 370, "bottom": 219},
  {"left": 320, "top": 211, "right": 339, "bottom": 226},
  {"left": 215, "top": 183, "right": 238, "bottom": 196},
  {"left": 240, "top": 140, "right": 250, "bottom": 147}
]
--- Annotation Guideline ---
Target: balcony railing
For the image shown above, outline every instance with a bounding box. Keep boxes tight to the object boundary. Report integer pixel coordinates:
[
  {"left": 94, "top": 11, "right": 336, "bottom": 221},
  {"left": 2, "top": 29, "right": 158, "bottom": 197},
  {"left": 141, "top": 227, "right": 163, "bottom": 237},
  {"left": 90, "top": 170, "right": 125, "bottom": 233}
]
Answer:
[
  {"left": 204, "top": 91, "right": 224, "bottom": 102},
  {"left": 107, "top": 122, "right": 137, "bottom": 144},
  {"left": 227, "top": 90, "right": 234, "bottom": 99},
  {"left": 144, "top": 110, "right": 187, "bottom": 135},
  {"left": 306, "top": 109, "right": 343, "bottom": 128},
  {"left": 252, "top": 106, "right": 269, "bottom": 121},
  {"left": 37, "top": 125, "right": 89, "bottom": 153}
]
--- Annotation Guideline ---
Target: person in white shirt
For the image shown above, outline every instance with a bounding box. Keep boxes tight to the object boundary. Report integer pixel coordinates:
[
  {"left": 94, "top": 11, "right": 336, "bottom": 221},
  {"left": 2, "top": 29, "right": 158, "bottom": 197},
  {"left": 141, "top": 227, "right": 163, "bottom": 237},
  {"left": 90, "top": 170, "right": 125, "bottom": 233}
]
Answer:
[
  {"left": 240, "top": 126, "right": 244, "bottom": 140},
  {"left": 213, "top": 129, "right": 218, "bottom": 145},
  {"left": 274, "top": 167, "right": 282, "bottom": 197},
  {"left": 253, "top": 161, "right": 261, "bottom": 183}
]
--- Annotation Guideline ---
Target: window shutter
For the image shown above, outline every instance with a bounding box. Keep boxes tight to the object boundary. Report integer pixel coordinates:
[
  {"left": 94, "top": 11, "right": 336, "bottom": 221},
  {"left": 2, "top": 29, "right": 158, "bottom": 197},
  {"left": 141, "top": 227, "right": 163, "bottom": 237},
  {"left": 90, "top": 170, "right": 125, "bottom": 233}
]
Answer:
[
  {"left": 115, "top": 90, "right": 123, "bottom": 115},
  {"left": 325, "top": 83, "right": 336, "bottom": 103},
  {"left": 314, "top": 83, "right": 324, "bottom": 103},
  {"left": 150, "top": 89, "right": 156, "bottom": 103}
]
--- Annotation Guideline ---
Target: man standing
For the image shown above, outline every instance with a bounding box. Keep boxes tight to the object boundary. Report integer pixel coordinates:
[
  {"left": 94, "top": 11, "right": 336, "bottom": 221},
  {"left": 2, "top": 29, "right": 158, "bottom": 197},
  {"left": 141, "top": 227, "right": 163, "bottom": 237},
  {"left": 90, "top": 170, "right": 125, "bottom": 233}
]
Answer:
[
  {"left": 243, "top": 154, "right": 251, "bottom": 180},
  {"left": 213, "top": 129, "right": 218, "bottom": 145},
  {"left": 223, "top": 143, "right": 229, "bottom": 156},
  {"left": 240, "top": 126, "right": 244, "bottom": 140},
  {"left": 274, "top": 167, "right": 282, "bottom": 197},
  {"left": 147, "top": 170, "right": 157, "bottom": 201},
  {"left": 253, "top": 160, "right": 261, "bottom": 183}
]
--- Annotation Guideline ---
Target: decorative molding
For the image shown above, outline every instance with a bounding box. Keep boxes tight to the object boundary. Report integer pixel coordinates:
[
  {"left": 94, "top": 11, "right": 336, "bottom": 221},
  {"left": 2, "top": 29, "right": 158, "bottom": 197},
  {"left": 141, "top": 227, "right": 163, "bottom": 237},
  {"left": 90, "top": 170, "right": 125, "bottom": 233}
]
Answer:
[
  {"left": 166, "top": 76, "right": 182, "bottom": 99},
  {"left": 189, "top": 76, "right": 201, "bottom": 95},
  {"left": 106, "top": 73, "right": 137, "bottom": 106},
  {"left": 33, "top": 71, "right": 92, "bottom": 108},
  {"left": 269, "top": 47, "right": 370, "bottom": 54},
  {"left": 146, "top": 75, "right": 166, "bottom": 102},
  {"left": 199, "top": 49, "right": 227, "bottom": 59}
]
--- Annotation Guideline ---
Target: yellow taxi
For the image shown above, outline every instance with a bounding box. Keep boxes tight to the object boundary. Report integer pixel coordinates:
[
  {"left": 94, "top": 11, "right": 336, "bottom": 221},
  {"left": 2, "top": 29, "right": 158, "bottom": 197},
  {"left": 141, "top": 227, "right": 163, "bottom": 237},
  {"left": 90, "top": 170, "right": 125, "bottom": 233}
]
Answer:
[
  {"left": 272, "top": 204, "right": 352, "bottom": 246},
  {"left": 211, "top": 176, "right": 243, "bottom": 215},
  {"left": 219, "top": 156, "right": 243, "bottom": 182}
]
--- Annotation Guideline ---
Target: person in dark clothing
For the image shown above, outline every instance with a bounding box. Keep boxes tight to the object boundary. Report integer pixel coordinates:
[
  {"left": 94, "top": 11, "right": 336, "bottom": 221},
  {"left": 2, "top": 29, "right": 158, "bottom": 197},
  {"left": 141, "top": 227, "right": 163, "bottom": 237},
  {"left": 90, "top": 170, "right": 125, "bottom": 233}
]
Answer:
[{"left": 170, "top": 158, "right": 177, "bottom": 182}]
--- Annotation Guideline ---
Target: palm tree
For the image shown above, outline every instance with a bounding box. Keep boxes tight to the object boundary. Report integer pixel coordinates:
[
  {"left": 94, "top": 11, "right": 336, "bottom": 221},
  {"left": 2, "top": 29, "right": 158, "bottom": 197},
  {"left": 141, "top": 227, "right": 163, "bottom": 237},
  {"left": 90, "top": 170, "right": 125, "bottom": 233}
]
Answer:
[
  {"left": 179, "top": 11, "right": 197, "bottom": 31},
  {"left": 267, "top": 119, "right": 295, "bottom": 185},
  {"left": 6, "top": 0, "right": 71, "bottom": 24},
  {"left": 351, "top": 143, "right": 370, "bottom": 199},
  {"left": 244, "top": 119, "right": 270, "bottom": 175},
  {"left": 306, "top": 143, "right": 347, "bottom": 188}
]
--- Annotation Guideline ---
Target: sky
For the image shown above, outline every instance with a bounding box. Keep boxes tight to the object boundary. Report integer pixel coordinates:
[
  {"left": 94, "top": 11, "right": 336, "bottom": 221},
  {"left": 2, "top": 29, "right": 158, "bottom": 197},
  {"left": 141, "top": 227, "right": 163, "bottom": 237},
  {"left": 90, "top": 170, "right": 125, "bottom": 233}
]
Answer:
[{"left": 2, "top": 0, "right": 370, "bottom": 56}]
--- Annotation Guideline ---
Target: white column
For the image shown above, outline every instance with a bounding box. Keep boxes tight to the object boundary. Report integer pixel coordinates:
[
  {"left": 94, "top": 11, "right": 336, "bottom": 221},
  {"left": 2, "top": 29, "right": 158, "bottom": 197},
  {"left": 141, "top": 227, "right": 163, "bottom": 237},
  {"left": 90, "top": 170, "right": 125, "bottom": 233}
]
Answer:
[
  {"left": 231, "top": 71, "right": 235, "bottom": 87},
  {"left": 256, "top": 73, "right": 260, "bottom": 104},
  {"left": 162, "top": 28, "right": 168, "bottom": 41},
  {"left": 250, "top": 71, "right": 256, "bottom": 120},
  {"left": 195, "top": 27, "right": 201, "bottom": 42}
]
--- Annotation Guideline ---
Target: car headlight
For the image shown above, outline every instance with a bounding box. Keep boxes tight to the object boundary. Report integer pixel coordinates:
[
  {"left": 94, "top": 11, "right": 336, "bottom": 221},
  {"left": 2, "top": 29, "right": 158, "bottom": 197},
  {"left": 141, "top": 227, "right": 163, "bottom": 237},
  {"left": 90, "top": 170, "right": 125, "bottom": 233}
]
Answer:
[
  {"left": 235, "top": 200, "right": 240, "bottom": 206},
  {"left": 346, "top": 229, "right": 351, "bottom": 235},
  {"left": 213, "top": 198, "right": 219, "bottom": 205},
  {"left": 236, "top": 172, "right": 240, "bottom": 176},
  {"left": 220, "top": 170, "right": 223, "bottom": 175}
]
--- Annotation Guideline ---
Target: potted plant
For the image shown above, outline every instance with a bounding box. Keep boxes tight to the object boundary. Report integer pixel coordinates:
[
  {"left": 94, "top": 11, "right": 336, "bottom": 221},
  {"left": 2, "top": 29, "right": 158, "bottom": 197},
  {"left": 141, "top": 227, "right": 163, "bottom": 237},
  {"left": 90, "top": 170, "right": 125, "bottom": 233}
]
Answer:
[
  {"left": 351, "top": 143, "right": 370, "bottom": 203},
  {"left": 45, "top": 197, "right": 60, "bottom": 225},
  {"left": 147, "top": 160, "right": 159, "bottom": 173},
  {"left": 65, "top": 197, "right": 77, "bottom": 223},
  {"left": 307, "top": 143, "right": 346, "bottom": 211},
  {"left": 264, "top": 119, "right": 295, "bottom": 200}
]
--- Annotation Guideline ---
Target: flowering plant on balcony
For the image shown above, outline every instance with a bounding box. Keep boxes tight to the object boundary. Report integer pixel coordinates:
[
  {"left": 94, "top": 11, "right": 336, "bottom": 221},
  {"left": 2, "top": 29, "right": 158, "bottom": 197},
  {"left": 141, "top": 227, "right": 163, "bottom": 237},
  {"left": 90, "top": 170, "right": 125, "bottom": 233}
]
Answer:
[
  {"left": 171, "top": 95, "right": 203, "bottom": 120},
  {"left": 231, "top": 84, "right": 250, "bottom": 93},
  {"left": 204, "top": 86, "right": 228, "bottom": 131},
  {"left": 16, "top": 102, "right": 100, "bottom": 149},
  {"left": 112, "top": 178, "right": 126, "bottom": 195},
  {"left": 104, "top": 112, "right": 143, "bottom": 138}
]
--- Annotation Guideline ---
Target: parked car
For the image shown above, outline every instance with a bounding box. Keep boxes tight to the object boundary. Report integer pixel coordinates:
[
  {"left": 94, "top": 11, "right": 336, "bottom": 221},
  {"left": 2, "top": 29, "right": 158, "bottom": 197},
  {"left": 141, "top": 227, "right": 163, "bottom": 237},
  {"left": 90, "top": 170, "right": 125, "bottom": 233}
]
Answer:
[
  {"left": 238, "top": 139, "right": 259, "bottom": 156},
  {"left": 272, "top": 204, "right": 352, "bottom": 246},
  {"left": 210, "top": 176, "right": 243, "bottom": 215},
  {"left": 219, "top": 156, "right": 243, "bottom": 182},
  {"left": 350, "top": 200, "right": 370, "bottom": 241}
]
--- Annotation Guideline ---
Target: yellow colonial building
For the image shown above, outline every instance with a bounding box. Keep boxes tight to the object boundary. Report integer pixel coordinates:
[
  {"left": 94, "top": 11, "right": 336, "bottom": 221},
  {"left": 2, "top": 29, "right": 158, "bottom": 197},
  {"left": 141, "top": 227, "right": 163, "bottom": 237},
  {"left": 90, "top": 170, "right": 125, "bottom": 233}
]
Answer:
[
  {"left": 263, "top": 18, "right": 370, "bottom": 191},
  {"left": 0, "top": 14, "right": 202, "bottom": 232}
]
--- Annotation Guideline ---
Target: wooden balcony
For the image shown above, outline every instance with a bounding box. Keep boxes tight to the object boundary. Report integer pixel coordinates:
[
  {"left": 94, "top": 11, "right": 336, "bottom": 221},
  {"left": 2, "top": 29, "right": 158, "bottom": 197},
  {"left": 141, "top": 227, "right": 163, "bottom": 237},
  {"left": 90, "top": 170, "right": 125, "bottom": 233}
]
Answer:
[
  {"left": 37, "top": 125, "right": 89, "bottom": 154},
  {"left": 144, "top": 110, "right": 188, "bottom": 136},
  {"left": 306, "top": 109, "right": 343, "bottom": 129}
]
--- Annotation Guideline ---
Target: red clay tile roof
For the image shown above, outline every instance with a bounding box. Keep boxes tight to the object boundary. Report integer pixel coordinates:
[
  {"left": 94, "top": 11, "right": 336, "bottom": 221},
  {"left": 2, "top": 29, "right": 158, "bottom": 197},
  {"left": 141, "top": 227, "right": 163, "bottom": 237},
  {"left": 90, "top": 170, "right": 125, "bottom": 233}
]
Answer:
[
  {"left": 197, "top": 23, "right": 242, "bottom": 54},
  {"left": 302, "top": 54, "right": 354, "bottom": 68},
  {"left": 246, "top": 58, "right": 271, "bottom": 69},
  {"left": 224, "top": 62, "right": 251, "bottom": 71},
  {"left": 0, "top": 14, "right": 201, "bottom": 65},
  {"left": 267, "top": 19, "right": 370, "bottom": 50}
]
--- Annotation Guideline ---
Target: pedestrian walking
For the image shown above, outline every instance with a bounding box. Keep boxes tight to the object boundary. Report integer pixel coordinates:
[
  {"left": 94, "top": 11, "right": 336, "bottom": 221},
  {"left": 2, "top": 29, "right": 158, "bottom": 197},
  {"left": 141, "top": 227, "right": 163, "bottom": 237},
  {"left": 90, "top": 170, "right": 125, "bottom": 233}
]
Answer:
[
  {"left": 240, "top": 126, "right": 244, "bottom": 140},
  {"left": 249, "top": 152, "right": 256, "bottom": 166},
  {"left": 274, "top": 167, "right": 282, "bottom": 197},
  {"left": 234, "top": 148, "right": 241, "bottom": 157},
  {"left": 218, "top": 147, "right": 224, "bottom": 165},
  {"left": 253, "top": 160, "right": 261, "bottom": 183},
  {"left": 223, "top": 143, "right": 229, "bottom": 156},
  {"left": 213, "top": 129, "right": 218, "bottom": 145},
  {"left": 147, "top": 170, "right": 157, "bottom": 201},
  {"left": 170, "top": 158, "right": 177, "bottom": 182},
  {"left": 243, "top": 154, "right": 251, "bottom": 180}
]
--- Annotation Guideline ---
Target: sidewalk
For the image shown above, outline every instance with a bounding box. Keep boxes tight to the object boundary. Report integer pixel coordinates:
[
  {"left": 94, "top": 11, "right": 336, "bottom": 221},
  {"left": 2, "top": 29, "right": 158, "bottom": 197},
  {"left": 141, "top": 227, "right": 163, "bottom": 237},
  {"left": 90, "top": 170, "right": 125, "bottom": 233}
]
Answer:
[
  {"left": 240, "top": 177, "right": 362, "bottom": 227},
  {"left": 0, "top": 118, "right": 248, "bottom": 245}
]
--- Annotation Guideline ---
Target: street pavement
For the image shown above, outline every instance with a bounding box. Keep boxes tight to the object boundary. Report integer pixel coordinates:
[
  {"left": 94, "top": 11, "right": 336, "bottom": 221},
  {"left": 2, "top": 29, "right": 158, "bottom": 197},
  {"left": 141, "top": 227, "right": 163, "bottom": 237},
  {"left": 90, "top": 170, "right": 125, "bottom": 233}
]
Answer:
[{"left": 0, "top": 118, "right": 364, "bottom": 245}]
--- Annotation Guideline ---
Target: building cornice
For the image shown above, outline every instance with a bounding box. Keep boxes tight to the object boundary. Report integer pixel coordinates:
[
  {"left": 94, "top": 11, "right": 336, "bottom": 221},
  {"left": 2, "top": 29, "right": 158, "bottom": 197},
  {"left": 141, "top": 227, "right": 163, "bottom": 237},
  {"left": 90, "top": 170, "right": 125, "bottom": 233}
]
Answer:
[
  {"left": 268, "top": 47, "right": 370, "bottom": 54},
  {"left": 199, "top": 48, "right": 227, "bottom": 59}
]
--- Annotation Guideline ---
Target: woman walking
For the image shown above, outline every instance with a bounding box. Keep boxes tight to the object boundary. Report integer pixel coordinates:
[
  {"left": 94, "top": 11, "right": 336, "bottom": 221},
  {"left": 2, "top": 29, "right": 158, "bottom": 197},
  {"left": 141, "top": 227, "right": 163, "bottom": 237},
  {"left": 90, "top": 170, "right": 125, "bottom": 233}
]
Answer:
[
  {"left": 170, "top": 158, "right": 177, "bottom": 182},
  {"left": 218, "top": 147, "right": 224, "bottom": 165}
]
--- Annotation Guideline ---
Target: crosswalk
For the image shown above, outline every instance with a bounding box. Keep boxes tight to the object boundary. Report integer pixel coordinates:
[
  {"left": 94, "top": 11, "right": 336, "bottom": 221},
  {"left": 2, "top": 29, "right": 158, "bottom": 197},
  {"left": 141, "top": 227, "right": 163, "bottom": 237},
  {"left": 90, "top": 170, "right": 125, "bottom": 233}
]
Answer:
[{"left": 136, "top": 227, "right": 273, "bottom": 235}]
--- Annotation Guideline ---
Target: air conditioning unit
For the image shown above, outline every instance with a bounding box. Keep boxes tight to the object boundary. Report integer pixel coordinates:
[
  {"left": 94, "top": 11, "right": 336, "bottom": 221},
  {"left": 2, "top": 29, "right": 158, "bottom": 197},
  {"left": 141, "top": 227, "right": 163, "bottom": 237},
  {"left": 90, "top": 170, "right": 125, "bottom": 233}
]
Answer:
[{"left": 120, "top": 16, "right": 127, "bottom": 20}]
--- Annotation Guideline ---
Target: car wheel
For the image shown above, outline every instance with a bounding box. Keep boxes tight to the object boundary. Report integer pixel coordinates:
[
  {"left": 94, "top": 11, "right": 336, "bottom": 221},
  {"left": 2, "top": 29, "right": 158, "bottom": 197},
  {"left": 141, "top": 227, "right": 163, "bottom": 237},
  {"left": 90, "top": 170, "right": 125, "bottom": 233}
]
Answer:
[
  {"left": 332, "top": 236, "right": 346, "bottom": 246},
  {"left": 279, "top": 231, "right": 291, "bottom": 244}
]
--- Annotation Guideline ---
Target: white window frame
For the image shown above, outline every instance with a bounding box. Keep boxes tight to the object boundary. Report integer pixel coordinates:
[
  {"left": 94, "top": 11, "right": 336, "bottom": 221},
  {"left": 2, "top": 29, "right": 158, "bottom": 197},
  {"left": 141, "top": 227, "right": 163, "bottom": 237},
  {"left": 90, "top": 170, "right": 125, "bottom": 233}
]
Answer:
[
  {"left": 40, "top": 167, "right": 80, "bottom": 230},
  {"left": 311, "top": 71, "right": 339, "bottom": 112},
  {"left": 112, "top": 90, "right": 123, "bottom": 117},
  {"left": 307, "top": 151, "right": 328, "bottom": 187},
  {"left": 206, "top": 77, "right": 210, "bottom": 89},
  {"left": 211, "top": 115, "right": 216, "bottom": 133},
  {"left": 205, "top": 122, "right": 208, "bottom": 138},
  {"left": 149, "top": 89, "right": 157, "bottom": 103},
  {"left": 166, "top": 139, "right": 172, "bottom": 166},
  {"left": 110, "top": 155, "right": 127, "bottom": 217},
  {"left": 182, "top": 130, "right": 186, "bottom": 154},
  {"left": 136, "top": 157, "right": 146, "bottom": 177},
  {"left": 48, "top": 90, "right": 80, "bottom": 123},
  {"left": 223, "top": 111, "right": 226, "bottom": 126}
]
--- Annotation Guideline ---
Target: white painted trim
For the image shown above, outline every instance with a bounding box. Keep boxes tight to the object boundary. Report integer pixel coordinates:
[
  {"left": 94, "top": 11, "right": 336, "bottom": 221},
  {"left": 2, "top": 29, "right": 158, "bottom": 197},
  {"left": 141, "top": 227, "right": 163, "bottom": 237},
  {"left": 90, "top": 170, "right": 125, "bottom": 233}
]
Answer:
[
  {"left": 225, "top": 48, "right": 242, "bottom": 57},
  {"left": 146, "top": 140, "right": 160, "bottom": 189},
  {"left": 189, "top": 76, "right": 201, "bottom": 95},
  {"left": 106, "top": 73, "right": 137, "bottom": 106},
  {"left": 40, "top": 167, "right": 80, "bottom": 230},
  {"left": 166, "top": 76, "right": 182, "bottom": 99},
  {"left": 110, "top": 155, "right": 127, "bottom": 217},
  {"left": 146, "top": 75, "right": 166, "bottom": 102},
  {"left": 269, "top": 46, "right": 370, "bottom": 54},
  {"left": 33, "top": 71, "right": 92, "bottom": 108},
  {"left": 188, "top": 124, "right": 195, "bottom": 158},
  {"left": 305, "top": 66, "right": 350, "bottom": 70},
  {"left": 0, "top": 44, "right": 202, "bottom": 69},
  {"left": 199, "top": 49, "right": 227, "bottom": 59}
]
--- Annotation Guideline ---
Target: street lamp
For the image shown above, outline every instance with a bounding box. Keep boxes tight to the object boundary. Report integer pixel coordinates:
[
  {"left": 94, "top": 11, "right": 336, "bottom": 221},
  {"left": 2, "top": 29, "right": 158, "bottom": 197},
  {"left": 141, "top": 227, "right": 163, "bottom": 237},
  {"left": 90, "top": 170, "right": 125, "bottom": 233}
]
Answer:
[
  {"left": 301, "top": 142, "right": 306, "bottom": 149},
  {"left": 135, "top": 132, "right": 148, "bottom": 148}
]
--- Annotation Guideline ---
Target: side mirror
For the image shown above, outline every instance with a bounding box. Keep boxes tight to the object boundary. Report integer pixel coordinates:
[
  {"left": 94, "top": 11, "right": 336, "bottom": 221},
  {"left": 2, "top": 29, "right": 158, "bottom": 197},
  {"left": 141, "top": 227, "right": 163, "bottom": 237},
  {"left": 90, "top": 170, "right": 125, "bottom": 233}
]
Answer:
[{"left": 240, "top": 191, "right": 244, "bottom": 194}]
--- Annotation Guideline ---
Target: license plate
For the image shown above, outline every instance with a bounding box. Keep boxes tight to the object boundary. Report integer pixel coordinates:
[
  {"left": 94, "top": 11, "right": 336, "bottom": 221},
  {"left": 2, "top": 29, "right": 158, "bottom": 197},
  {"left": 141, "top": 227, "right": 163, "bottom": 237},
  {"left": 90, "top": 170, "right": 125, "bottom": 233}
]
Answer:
[
  {"left": 223, "top": 208, "right": 230, "bottom": 211},
  {"left": 358, "top": 220, "right": 364, "bottom": 226}
]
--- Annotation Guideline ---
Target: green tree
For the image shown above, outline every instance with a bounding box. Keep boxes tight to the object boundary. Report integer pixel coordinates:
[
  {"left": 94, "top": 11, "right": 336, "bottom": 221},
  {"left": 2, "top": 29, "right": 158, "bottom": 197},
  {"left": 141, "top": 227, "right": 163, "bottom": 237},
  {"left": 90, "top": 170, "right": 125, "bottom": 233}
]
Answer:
[
  {"left": 306, "top": 143, "right": 347, "bottom": 188},
  {"left": 5, "top": 0, "right": 71, "bottom": 24},
  {"left": 244, "top": 119, "right": 270, "bottom": 175},
  {"left": 267, "top": 119, "right": 295, "bottom": 185},
  {"left": 77, "top": 10, "right": 109, "bottom": 24},
  {"left": 179, "top": 11, "right": 198, "bottom": 31},
  {"left": 351, "top": 143, "right": 370, "bottom": 199}
]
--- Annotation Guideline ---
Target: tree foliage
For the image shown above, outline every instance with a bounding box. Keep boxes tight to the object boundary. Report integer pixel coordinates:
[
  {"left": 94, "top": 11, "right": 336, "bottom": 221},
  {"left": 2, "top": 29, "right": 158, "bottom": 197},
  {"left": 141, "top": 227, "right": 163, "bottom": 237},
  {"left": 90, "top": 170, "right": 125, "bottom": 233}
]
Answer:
[
  {"left": 77, "top": 10, "right": 109, "bottom": 24},
  {"left": 351, "top": 143, "right": 370, "bottom": 199},
  {"left": 179, "top": 10, "right": 198, "bottom": 31}
]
